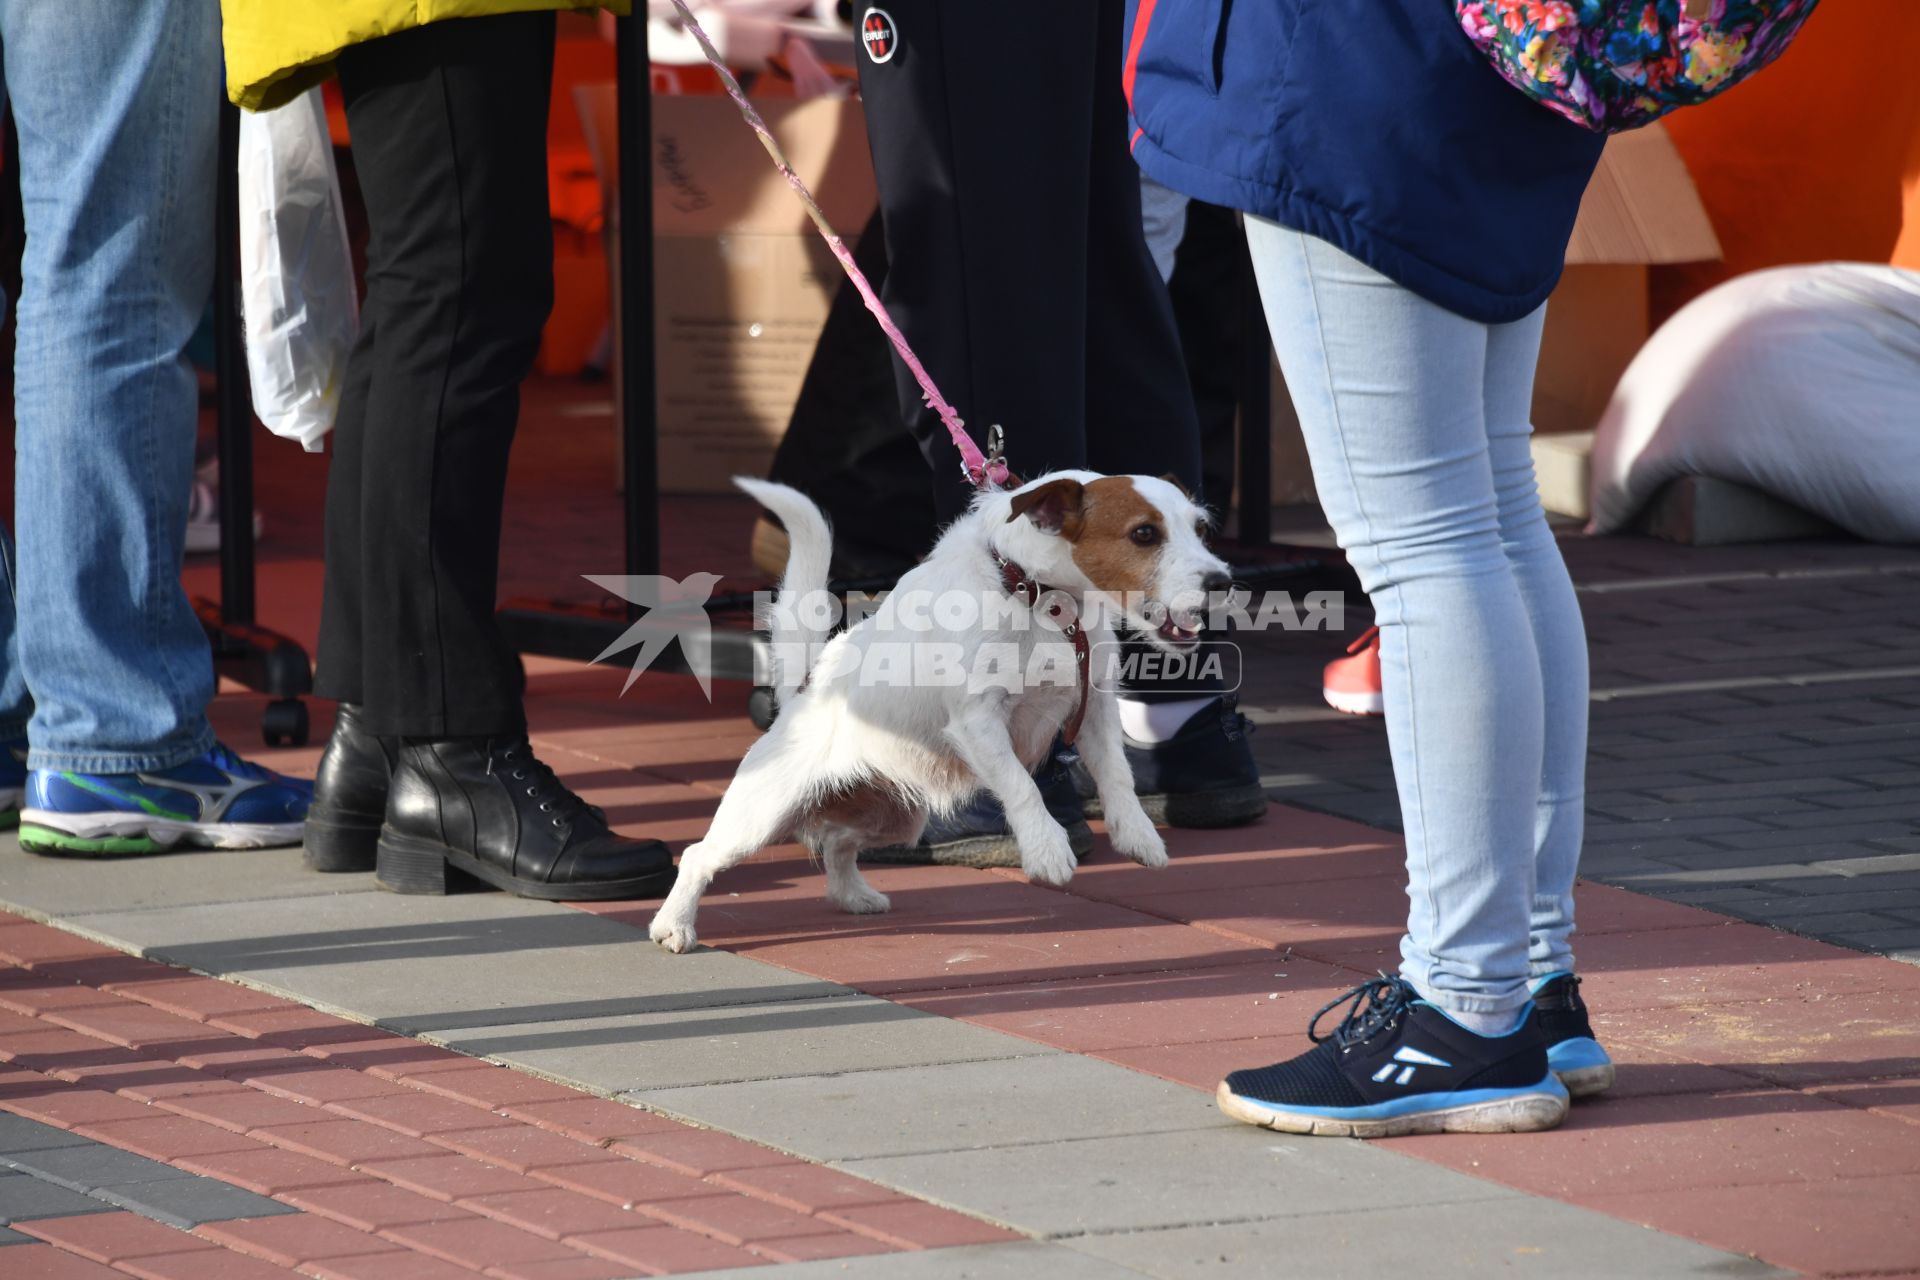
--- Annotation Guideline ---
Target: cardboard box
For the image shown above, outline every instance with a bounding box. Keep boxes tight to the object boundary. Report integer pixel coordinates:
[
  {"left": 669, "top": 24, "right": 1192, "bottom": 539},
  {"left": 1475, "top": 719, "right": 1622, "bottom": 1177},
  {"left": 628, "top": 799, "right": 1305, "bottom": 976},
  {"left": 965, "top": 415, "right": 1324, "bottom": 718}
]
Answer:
[
  {"left": 1533, "top": 122, "right": 1721, "bottom": 437},
  {"left": 1263, "top": 122, "right": 1720, "bottom": 521},
  {"left": 577, "top": 87, "right": 877, "bottom": 493}
]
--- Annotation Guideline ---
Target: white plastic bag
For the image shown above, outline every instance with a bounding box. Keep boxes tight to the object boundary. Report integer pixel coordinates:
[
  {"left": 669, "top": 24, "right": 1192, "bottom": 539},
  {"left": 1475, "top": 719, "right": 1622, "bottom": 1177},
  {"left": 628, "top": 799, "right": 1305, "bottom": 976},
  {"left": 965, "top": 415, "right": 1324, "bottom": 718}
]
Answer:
[{"left": 238, "top": 88, "right": 358, "bottom": 452}]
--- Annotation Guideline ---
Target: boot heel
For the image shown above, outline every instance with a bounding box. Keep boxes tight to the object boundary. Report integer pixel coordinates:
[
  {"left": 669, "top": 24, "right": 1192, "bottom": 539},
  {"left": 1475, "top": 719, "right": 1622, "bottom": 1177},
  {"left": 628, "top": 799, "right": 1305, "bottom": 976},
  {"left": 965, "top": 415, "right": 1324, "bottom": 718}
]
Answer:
[
  {"left": 303, "top": 815, "right": 381, "bottom": 874},
  {"left": 375, "top": 829, "right": 485, "bottom": 895}
]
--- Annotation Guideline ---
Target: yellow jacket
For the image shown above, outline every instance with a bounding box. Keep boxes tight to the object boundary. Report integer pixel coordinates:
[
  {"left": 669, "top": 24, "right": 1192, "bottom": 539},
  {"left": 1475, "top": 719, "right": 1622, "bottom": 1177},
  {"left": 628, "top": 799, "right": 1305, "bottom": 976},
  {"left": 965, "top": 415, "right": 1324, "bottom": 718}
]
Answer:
[{"left": 223, "top": 0, "right": 630, "bottom": 111}]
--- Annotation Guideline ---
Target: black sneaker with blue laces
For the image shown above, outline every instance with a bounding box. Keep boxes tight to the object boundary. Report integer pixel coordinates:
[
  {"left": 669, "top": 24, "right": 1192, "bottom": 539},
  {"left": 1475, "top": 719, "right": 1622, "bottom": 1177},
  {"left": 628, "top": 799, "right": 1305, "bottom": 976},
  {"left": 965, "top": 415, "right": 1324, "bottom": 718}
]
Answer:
[
  {"left": 1216, "top": 976, "right": 1570, "bottom": 1138},
  {"left": 863, "top": 744, "right": 1092, "bottom": 868},
  {"left": 1533, "top": 971, "right": 1614, "bottom": 1099}
]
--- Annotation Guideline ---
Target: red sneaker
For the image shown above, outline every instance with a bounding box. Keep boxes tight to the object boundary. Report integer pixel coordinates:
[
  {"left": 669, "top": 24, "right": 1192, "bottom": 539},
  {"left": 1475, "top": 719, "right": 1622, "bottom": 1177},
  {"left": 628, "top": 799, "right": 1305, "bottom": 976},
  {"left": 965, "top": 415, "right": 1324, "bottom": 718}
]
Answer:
[{"left": 1323, "top": 626, "right": 1383, "bottom": 716}]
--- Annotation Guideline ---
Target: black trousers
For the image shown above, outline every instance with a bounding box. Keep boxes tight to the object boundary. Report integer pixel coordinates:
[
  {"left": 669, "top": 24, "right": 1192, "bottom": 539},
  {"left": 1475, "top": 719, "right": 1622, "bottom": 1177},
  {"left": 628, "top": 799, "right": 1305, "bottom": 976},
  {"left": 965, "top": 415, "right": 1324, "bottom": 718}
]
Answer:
[
  {"left": 856, "top": 0, "right": 1202, "bottom": 523},
  {"left": 318, "top": 13, "right": 556, "bottom": 737}
]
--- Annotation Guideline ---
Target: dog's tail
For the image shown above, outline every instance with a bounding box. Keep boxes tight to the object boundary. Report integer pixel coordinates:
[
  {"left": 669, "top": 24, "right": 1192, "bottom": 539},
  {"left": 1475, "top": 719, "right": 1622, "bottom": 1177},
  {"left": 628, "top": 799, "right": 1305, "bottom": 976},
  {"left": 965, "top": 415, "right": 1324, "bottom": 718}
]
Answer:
[{"left": 736, "top": 477, "right": 834, "bottom": 705}]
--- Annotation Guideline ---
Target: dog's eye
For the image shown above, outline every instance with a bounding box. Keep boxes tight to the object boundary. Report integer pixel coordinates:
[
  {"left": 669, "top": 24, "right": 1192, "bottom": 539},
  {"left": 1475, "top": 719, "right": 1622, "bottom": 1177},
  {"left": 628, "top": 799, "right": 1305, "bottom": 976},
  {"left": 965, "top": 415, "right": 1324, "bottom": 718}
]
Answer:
[{"left": 1130, "top": 524, "right": 1161, "bottom": 547}]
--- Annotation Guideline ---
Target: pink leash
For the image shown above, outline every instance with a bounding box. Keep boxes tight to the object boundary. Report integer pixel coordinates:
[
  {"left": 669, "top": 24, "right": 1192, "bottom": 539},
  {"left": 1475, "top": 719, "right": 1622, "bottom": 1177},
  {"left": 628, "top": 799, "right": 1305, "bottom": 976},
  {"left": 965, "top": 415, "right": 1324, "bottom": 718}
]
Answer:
[{"left": 658, "top": 0, "right": 1012, "bottom": 491}]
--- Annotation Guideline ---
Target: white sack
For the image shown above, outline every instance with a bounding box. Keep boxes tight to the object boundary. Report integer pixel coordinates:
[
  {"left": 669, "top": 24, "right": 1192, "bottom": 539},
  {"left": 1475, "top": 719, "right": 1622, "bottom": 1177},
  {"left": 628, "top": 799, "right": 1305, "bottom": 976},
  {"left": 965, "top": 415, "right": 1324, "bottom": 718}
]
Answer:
[
  {"left": 238, "top": 88, "right": 358, "bottom": 453},
  {"left": 1589, "top": 263, "right": 1920, "bottom": 544}
]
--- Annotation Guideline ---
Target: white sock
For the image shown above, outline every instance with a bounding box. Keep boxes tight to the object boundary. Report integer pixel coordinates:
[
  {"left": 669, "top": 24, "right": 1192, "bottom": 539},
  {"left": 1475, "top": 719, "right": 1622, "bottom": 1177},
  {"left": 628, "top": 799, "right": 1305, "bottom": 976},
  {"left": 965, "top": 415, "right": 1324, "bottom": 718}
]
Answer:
[
  {"left": 1439, "top": 1005, "right": 1527, "bottom": 1038},
  {"left": 1117, "top": 695, "right": 1217, "bottom": 743}
]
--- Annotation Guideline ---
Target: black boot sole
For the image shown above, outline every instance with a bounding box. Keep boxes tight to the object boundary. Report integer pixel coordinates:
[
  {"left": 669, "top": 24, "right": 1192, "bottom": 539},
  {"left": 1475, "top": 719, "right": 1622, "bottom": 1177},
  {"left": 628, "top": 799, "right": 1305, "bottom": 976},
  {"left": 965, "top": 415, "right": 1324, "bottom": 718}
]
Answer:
[
  {"left": 1082, "top": 785, "right": 1269, "bottom": 829},
  {"left": 302, "top": 811, "right": 382, "bottom": 874},
  {"left": 374, "top": 827, "right": 677, "bottom": 902},
  {"left": 862, "top": 819, "right": 1095, "bottom": 869}
]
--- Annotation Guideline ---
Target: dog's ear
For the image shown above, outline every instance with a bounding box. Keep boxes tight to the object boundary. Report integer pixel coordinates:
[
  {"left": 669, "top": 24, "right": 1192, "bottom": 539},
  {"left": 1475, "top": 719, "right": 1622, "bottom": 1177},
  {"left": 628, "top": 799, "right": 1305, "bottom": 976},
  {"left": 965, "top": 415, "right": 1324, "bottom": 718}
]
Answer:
[
  {"left": 1158, "top": 473, "right": 1193, "bottom": 500},
  {"left": 1007, "top": 477, "right": 1084, "bottom": 535}
]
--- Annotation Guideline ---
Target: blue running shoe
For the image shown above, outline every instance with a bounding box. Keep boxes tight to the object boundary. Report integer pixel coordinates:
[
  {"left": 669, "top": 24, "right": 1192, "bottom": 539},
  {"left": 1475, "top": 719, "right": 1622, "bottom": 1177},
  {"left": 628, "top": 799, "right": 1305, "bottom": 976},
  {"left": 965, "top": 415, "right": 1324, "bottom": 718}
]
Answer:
[
  {"left": 1533, "top": 971, "right": 1615, "bottom": 1099},
  {"left": 1216, "top": 976, "right": 1570, "bottom": 1138},
  {"left": 0, "top": 737, "right": 25, "bottom": 830},
  {"left": 20, "top": 744, "right": 312, "bottom": 857}
]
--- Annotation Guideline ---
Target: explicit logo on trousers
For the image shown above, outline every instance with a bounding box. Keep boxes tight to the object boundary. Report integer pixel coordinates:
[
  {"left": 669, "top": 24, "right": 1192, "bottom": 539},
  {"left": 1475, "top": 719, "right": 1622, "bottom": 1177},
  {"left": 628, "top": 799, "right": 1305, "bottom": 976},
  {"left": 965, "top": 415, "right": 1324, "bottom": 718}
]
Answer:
[{"left": 861, "top": 7, "right": 898, "bottom": 63}]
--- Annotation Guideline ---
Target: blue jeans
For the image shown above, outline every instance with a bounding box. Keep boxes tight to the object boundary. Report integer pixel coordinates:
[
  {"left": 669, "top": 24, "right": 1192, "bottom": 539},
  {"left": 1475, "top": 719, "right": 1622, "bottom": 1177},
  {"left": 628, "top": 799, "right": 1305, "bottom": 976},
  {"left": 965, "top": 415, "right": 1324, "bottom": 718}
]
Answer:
[
  {"left": 1246, "top": 219, "right": 1587, "bottom": 1016},
  {"left": 0, "top": 0, "right": 220, "bottom": 772}
]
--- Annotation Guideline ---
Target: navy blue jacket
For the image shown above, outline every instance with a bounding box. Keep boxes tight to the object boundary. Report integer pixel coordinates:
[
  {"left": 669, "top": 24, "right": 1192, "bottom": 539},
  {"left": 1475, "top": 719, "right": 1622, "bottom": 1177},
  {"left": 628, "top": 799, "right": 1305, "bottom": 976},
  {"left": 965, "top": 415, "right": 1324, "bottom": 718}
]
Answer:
[{"left": 1125, "top": 0, "right": 1607, "bottom": 324}]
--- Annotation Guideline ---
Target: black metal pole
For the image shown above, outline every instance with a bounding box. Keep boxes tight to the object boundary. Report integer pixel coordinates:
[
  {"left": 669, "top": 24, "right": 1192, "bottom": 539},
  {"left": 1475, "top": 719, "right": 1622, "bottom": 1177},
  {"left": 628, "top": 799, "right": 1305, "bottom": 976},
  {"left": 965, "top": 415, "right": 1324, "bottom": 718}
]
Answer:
[
  {"left": 616, "top": 13, "right": 659, "bottom": 587},
  {"left": 212, "top": 100, "right": 257, "bottom": 625}
]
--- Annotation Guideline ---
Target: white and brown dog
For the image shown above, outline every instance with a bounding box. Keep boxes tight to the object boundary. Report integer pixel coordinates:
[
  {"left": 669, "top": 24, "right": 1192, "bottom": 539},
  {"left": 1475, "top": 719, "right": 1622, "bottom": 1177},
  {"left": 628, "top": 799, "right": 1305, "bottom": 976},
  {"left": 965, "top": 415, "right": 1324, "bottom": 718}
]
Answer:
[{"left": 648, "top": 471, "right": 1231, "bottom": 953}]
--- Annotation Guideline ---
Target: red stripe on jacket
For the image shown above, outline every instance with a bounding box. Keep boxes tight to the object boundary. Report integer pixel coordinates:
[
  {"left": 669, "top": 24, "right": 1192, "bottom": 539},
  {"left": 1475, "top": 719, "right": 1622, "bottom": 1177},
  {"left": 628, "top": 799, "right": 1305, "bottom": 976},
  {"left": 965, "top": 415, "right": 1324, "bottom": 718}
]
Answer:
[{"left": 1122, "top": 0, "right": 1159, "bottom": 118}]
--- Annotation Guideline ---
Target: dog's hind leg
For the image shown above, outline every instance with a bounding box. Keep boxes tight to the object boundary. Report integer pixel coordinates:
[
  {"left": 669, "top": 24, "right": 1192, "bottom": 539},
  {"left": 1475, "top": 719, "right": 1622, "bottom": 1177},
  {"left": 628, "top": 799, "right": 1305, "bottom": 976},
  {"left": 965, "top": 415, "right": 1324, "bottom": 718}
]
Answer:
[
  {"left": 818, "top": 830, "right": 891, "bottom": 916},
  {"left": 649, "top": 739, "right": 804, "bottom": 954}
]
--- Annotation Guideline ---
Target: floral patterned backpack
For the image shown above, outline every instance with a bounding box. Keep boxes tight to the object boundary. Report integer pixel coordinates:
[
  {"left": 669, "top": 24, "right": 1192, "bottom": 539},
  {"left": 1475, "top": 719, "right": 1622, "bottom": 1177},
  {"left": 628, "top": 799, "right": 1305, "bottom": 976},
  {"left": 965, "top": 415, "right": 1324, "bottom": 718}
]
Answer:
[{"left": 1455, "top": 0, "right": 1821, "bottom": 133}]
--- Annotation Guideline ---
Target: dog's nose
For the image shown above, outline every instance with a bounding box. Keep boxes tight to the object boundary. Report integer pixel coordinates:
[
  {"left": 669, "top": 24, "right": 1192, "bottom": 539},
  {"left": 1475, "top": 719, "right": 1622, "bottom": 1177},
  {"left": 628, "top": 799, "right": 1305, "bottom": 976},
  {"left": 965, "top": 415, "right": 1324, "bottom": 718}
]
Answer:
[{"left": 1202, "top": 571, "right": 1233, "bottom": 596}]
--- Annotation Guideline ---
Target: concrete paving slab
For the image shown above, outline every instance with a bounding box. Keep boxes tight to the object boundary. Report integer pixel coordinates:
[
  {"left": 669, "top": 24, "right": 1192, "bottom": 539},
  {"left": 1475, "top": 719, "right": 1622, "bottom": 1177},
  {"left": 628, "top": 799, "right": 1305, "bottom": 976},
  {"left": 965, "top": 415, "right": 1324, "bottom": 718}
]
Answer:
[
  {"left": 89, "top": 1175, "right": 296, "bottom": 1229},
  {"left": 1065, "top": 1197, "right": 1790, "bottom": 1280},
  {"left": 636, "top": 1054, "right": 1214, "bottom": 1162},
  {"left": 0, "top": 1115, "right": 92, "bottom": 1153},
  {"left": 3, "top": 1140, "right": 186, "bottom": 1191},
  {"left": 0, "top": 1171, "right": 116, "bottom": 1223},
  {"left": 841, "top": 1127, "right": 1512, "bottom": 1237},
  {"left": 0, "top": 837, "right": 366, "bottom": 916},
  {"left": 676, "top": 1240, "right": 1151, "bottom": 1280},
  {"left": 0, "top": 1225, "right": 30, "bottom": 1244},
  {"left": 61, "top": 892, "right": 842, "bottom": 1034},
  {"left": 440, "top": 995, "right": 1054, "bottom": 1092}
]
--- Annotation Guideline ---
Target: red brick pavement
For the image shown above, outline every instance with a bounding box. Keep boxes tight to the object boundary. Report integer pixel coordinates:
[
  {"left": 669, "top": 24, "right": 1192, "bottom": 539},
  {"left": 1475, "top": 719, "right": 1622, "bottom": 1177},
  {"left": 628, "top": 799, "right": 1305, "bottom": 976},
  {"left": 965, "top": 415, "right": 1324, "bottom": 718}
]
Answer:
[
  {"left": 575, "top": 809, "right": 1920, "bottom": 1279},
  {"left": 0, "top": 913, "right": 1016, "bottom": 1278}
]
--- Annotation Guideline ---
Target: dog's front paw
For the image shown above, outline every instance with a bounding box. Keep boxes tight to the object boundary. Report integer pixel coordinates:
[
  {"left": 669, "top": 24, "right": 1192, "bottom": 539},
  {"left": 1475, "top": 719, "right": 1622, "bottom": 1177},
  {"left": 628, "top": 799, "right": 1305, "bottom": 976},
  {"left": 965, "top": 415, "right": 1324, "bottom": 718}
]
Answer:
[
  {"left": 1108, "top": 806, "right": 1169, "bottom": 868},
  {"left": 1020, "top": 824, "right": 1079, "bottom": 887},
  {"left": 649, "top": 911, "right": 698, "bottom": 954},
  {"left": 831, "top": 884, "right": 892, "bottom": 915}
]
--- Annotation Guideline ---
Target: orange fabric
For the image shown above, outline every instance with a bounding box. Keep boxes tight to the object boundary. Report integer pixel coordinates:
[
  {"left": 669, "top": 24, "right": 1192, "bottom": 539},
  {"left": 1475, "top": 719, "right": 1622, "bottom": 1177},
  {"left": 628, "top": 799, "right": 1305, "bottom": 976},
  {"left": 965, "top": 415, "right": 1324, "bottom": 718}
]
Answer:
[
  {"left": 1894, "top": 115, "right": 1920, "bottom": 269},
  {"left": 1651, "top": 0, "right": 1920, "bottom": 320}
]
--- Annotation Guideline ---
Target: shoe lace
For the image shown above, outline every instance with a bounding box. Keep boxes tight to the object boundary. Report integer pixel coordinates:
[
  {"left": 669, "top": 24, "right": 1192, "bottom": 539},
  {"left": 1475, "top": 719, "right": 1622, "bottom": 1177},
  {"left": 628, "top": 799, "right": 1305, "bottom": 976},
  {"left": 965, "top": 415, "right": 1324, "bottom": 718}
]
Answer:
[
  {"left": 1308, "top": 974, "right": 1418, "bottom": 1049},
  {"left": 1345, "top": 625, "right": 1380, "bottom": 656},
  {"left": 490, "top": 741, "right": 594, "bottom": 829},
  {"left": 1218, "top": 693, "right": 1256, "bottom": 739}
]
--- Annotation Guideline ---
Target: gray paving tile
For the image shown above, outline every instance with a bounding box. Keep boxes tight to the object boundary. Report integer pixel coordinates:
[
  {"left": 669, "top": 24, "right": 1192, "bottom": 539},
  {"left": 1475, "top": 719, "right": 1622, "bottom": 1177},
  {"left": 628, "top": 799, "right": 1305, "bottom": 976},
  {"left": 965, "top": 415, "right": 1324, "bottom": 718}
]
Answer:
[
  {"left": 1813, "top": 853, "right": 1920, "bottom": 877},
  {"left": 1606, "top": 864, "right": 1839, "bottom": 887},
  {"left": 91, "top": 1175, "right": 295, "bottom": 1228},
  {"left": 1066, "top": 1198, "right": 1789, "bottom": 1280},
  {"left": 441, "top": 995, "right": 1052, "bottom": 1092},
  {"left": 637, "top": 1055, "right": 1213, "bottom": 1161},
  {"left": 1831, "top": 927, "right": 1920, "bottom": 953},
  {"left": 0, "top": 837, "right": 367, "bottom": 914},
  {"left": 0, "top": 1114, "right": 92, "bottom": 1154},
  {"left": 2, "top": 1140, "right": 182, "bottom": 1191},
  {"left": 64, "top": 891, "right": 842, "bottom": 1034},
  {"left": 678, "top": 1241, "right": 1146, "bottom": 1280},
  {"left": 842, "top": 1126, "right": 1510, "bottom": 1237},
  {"left": 0, "top": 1172, "right": 115, "bottom": 1224}
]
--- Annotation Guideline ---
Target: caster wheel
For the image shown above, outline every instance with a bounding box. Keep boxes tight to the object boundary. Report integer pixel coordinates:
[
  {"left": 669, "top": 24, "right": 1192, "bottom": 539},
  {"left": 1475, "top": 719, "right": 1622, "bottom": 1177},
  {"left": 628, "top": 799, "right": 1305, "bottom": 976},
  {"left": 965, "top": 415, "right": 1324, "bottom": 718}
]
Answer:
[
  {"left": 263, "top": 698, "right": 310, "bottom": 747},
  {"left": 747, "top": 686, "right": 778, "bottom": 731}
]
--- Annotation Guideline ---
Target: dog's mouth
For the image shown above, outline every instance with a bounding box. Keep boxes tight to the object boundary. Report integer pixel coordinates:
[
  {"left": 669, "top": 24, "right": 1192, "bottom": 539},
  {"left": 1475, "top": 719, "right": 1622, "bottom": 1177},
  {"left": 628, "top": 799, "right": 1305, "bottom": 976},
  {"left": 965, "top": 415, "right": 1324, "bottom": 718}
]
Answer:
[{"left": 1154, "top": 615, "right": 1204, "bottom": 650}]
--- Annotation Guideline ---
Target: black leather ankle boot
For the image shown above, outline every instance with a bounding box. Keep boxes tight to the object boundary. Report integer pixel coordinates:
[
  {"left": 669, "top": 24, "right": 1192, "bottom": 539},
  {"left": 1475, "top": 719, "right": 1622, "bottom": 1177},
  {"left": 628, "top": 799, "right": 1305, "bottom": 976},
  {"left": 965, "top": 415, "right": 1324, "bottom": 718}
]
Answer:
[
  {"left": 375, "top": 738, "right": 674, "bottom": 901},
  {"left": 305, "top": 704, "right": 397, "bottom": 873}
]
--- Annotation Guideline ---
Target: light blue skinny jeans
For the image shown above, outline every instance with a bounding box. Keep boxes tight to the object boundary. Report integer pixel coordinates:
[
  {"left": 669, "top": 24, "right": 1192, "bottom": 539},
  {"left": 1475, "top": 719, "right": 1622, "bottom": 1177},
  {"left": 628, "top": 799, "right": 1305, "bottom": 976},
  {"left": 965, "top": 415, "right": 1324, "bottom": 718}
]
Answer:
[
  {"left": 0, "top": 0, "right": 221, "bottom": 772},
  {"left": 1246, "top": 218, "right": 1588, "bottom": 1016}
]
